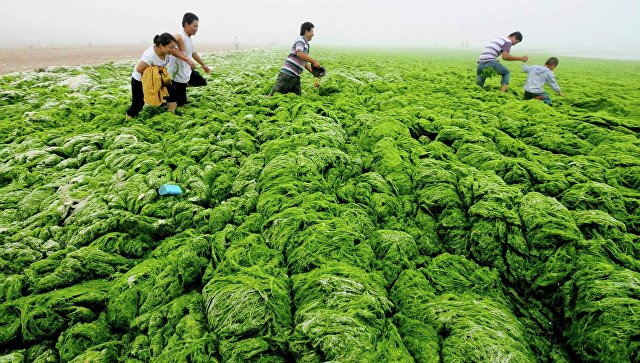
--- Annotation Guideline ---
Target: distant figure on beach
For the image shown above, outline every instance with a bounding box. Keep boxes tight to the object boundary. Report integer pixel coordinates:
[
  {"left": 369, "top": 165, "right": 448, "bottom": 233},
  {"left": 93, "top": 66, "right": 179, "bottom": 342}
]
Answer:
[
  {"left": 269, "top": 22, "right": 321, "bottom": 96},
  {"left": 126, "top": 33, "right": 178, "bottom": 118},
  {"left": 476, "top": 31, "right": 528, "bottom": 92},
  {"left": 523, "top": 57, "right": 564, "bottom": 105},
  {"left": 233, "top": 36, "right": 240, "bottom": 50},
  {"left": 167, "top": 12, "right": 210, "bottom": 106}
]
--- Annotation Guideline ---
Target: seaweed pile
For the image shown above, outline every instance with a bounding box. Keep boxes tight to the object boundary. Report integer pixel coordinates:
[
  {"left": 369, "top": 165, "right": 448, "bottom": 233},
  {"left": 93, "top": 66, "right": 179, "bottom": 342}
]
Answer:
[{"left": 1, "top": 49, "right": 639, "bottom": 362}]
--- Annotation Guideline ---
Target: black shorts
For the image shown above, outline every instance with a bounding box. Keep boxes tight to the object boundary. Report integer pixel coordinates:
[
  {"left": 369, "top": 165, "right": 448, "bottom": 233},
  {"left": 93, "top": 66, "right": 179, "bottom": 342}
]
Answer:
[
  {"left": 270, "top": 71, "right": 301, "bottom": 96},
  {"left": 524, "top": 91, "right": 544, "bottom": 100},
  {"left": 173, "top": 70, "right": 207, "bottom": 106},
  {"left": 126, "top": 78, "right": 177, "bottom": 117}
]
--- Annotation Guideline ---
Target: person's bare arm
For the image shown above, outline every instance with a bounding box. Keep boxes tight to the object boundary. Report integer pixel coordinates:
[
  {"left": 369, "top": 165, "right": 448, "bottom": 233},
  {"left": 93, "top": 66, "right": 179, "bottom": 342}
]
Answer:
[
  {"left": 502, "top": 51, "right": 528, "bottom": 62},
  {"left": 170, "top": 33, "right": 196, "bottom": 69},
  {"left": 296, "top": 51, "right": 320, "bottom": 68},
  {"left": 136, "top": 61, "right": 149, "bottom": 74},
  {"left": 192, "top": 52, "right": 210, "bottom": 73}
]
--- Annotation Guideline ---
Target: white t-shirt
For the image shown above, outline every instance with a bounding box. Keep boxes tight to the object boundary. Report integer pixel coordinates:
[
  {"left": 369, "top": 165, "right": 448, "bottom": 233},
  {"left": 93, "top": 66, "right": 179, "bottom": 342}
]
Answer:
[
  {"left": 167, "top": 29, "right": 194, "bottom": 83},
  {"left": 131, "top": 45, "right": 169, "bottom": 81}
]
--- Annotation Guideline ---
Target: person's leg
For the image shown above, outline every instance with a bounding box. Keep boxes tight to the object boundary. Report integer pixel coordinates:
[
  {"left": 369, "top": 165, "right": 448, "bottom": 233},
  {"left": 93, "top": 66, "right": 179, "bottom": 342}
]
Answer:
[
  {"left": 492, "top": 61, "right": 510, "bottom": 92},
  {"left": 476, "top": 63, "right": 487, "bottom": 87},
  {"left": 270, "top": 72, "right": 287, "bottom": 96},
  {"left": 280, "top": 73, "right": 298, "bottom": 95},
  {"left": 173, "top": 82, "right": 188, "bottom": 106},
  {"left": 271, "top": 72, "right": 297, "bottom": 95},
  {"left": 542, "top": 92, "right": 551, "bottom": 105},
  {"left": 126, "top": 78, "right": 144, "bottom": 118},
  {"left": 188, "top": 70, "right": 207, "bottom": 87},
  {"left": 293, "top": 76, "right": 302, "bottom": 96},
  {"left": 165, "top": 84, "right": 178, "bottom": 113}
]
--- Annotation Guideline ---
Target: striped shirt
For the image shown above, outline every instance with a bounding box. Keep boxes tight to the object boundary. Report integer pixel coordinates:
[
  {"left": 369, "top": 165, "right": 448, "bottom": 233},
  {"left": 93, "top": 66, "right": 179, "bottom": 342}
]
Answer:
[
  {"left": 478, "top": 37, "right": 512, "bottom": 63},
  {"left": 281, "top": 36, "right": 309, "bottom": 77}
]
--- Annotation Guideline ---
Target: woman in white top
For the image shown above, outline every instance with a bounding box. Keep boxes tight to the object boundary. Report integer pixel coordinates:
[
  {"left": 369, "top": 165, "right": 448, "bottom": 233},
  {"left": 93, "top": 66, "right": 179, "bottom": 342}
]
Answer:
[{"left": 126, "top": 33, "right": 178, "bottom": 118}]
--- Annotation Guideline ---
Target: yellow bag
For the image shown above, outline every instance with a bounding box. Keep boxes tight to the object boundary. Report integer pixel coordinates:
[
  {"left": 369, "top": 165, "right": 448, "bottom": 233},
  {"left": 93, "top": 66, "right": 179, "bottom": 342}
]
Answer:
[
  {"left": 158, "top": 66, "right": 172, "bottom": 86},
  {"left": 142, "top": 66, "right": 171, "bottom": 106}
]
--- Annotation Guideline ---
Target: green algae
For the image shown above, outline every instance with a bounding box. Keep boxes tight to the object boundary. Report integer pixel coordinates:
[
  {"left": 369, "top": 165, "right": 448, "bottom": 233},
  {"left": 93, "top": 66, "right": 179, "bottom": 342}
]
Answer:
[{"left": 0, "top": 48, "right": 639, "bottom": 361}]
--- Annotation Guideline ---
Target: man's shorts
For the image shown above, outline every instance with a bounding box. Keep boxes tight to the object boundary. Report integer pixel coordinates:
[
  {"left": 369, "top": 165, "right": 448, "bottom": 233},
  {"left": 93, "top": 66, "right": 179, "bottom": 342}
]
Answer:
[
  {"left": 271, "top": 71, "right": 302, "bottom": 96},
  {"left": 173, "top": 71, "right": 208, "bottom": 106}
]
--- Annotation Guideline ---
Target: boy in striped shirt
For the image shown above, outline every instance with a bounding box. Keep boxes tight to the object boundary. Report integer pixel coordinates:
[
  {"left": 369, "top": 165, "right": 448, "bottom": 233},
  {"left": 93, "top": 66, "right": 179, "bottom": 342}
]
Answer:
[
  {"left": 269, "top": 22, "right": 321, "bottom": 96},
  {"left": 476, "top": 31, "right": 528, "bottom": 92}
]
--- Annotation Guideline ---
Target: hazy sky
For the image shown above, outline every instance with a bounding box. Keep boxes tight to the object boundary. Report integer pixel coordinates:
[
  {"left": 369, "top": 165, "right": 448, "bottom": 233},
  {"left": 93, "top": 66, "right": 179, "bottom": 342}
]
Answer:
[{"left": 2, "top": 0, "right": 639, "bottom": 58}]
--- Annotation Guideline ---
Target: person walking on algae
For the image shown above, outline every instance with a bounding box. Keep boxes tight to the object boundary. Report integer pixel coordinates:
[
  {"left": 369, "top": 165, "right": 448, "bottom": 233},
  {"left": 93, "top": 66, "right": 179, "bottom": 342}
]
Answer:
[
  {"left": 126, "top": 33, "right": 179, "bottom": 118},
  {"left": 269, "top": 21, "right": 322, "bottom": 96},
  {"left": 233, "top": 36, "right": 240, "bottom": 50},
  {"left": 522, "top": 57, "right": 565, "bottom": 105},
  {"left": 167, "top": 12, "right": 211, "bottom": 107},
  {"left": 476, "top": 31, "right": 528, "bottom": 92}
]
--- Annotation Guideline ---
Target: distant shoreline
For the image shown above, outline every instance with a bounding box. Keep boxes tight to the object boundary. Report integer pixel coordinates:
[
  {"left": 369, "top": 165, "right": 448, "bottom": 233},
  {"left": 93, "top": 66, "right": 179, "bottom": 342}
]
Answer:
[
  {"left": 1, "top": 44, "right": 637, "bottom": 75},
  {"left": 0, "top": 43, "right": 252, "bottom": 75}
]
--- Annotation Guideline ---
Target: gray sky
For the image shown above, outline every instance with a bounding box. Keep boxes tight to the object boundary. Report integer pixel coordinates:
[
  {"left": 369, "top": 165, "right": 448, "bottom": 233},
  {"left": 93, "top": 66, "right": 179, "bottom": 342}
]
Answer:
[{"left": 2, "top": 0, "right": 639, "bottom": 59}]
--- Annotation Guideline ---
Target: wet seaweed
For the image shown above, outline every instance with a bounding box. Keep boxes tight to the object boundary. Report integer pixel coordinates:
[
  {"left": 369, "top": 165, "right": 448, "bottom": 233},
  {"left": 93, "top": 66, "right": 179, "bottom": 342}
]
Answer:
[{"left": 0, "top": 49, "right": 638, "bottom": 361}]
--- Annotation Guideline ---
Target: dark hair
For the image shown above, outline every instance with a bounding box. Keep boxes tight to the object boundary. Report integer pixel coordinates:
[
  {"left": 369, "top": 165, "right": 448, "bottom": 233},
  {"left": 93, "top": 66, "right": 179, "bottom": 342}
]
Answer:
[
  {"left": 509, "top": 31, "right": 523, "bottom": 42},
  {"left": 182, "top": 12, "right": 199, "bottom": 27},
  {"left": 545, "top": 57, "right": 559, "bottom": 66},
  {"left": 300, "top": 22, "right": 314, "bottom": 36},
  {"left": 153, "top": 33, "right": 177, "bottom": 46}
]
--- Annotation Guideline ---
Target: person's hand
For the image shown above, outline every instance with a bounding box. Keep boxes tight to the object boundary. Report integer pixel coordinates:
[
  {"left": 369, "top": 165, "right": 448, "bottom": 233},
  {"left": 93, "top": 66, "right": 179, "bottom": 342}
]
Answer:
[
  {"left": 202, "top": 65, "right": 211, "bottom": 74},
  {"left": 312, "top": 60, "right": 320, "bottom": 68},
  {"left": 187, "top": 59, "right": 196, "bottom": 70},
  {"left": 521, "top": 55, "right": 529, "bottom": 62},
  {"left": 559, "top": 92, "right": 565, "bottom": 97}
]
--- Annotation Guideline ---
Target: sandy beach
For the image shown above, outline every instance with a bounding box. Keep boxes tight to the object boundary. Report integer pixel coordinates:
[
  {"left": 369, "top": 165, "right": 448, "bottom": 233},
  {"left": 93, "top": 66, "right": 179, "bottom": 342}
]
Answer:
[{"left": 0, "top": 43, "right": 240, "bottom": 75}]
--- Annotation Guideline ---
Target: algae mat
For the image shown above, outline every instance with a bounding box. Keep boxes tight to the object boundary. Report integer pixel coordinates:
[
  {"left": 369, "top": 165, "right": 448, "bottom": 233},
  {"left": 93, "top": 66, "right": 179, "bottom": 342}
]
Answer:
[{"left": 1, "top": 49, "right": 639, "bottom": 362}]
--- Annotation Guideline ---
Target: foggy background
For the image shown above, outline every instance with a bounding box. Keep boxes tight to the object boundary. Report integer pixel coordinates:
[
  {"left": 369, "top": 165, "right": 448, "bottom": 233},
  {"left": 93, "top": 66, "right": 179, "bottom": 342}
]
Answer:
[{"left": 2, "top": 0, "right": 639, "bottom": 59}]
